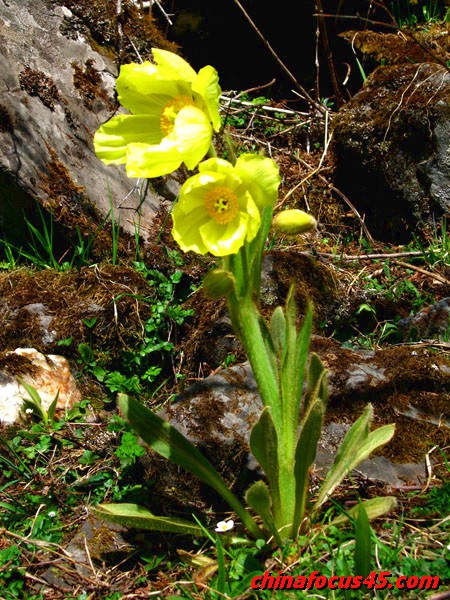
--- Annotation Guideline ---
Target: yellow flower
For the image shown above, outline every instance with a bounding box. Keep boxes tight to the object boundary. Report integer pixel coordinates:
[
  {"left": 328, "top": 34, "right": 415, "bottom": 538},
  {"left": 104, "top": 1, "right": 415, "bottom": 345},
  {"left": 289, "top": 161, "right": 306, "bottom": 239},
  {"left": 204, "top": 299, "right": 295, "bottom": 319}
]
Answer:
[
  {"left": 172, "top": 155, "right": 280, "bottom": 256},
  {"left": 94, "top": 49, "right": 221, "bottom": 178}
]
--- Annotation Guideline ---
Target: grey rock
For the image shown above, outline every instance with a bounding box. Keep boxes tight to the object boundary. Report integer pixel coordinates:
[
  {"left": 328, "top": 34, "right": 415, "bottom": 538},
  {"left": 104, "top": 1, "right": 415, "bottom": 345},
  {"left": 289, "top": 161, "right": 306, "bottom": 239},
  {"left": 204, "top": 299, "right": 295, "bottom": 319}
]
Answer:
[
  {"left": 23, "top": 303, "right": 56, "bottom": 345},
  {"left": 0, "top": 0, "right": 170, "bottom": 243},
  {"left": 332, "top": 63, "right": 450, "bottom": 241},
  {"left": 161, "top": 338, "right": 450, "bottom": 489},
  {"left": 41, "top": 515, "right": 130, "bottom": 590},
  {"left": 345, "top": 363, "right": 387, "bottom": 392},
  {"left": 398, "top": 297, "right": 450, "bottom": 341}
]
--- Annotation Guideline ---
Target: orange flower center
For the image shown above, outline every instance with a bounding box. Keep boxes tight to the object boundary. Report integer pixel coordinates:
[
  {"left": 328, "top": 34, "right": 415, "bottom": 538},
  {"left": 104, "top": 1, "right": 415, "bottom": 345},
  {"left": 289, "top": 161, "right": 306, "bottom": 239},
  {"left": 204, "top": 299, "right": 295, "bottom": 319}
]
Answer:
[
  {"left": 204, "top": 186, "right": 239, "bottom": 224},
  {"left": 160, "top": 96, "right": 194, "bottom": 136}
]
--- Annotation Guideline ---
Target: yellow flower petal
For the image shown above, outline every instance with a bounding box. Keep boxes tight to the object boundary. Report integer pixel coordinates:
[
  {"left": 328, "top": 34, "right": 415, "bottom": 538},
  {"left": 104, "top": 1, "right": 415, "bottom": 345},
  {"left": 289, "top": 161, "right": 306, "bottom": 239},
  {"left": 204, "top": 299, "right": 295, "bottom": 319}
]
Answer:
[
  {"left": 95, "top": 49, "right": 221, "bottom": 177},
  {"left": 192, "top": 66, "right": 222, "bottom": 132},
  {"left": 94, "top": 114, "right": 162, "bottom": 165},
  {"left": 173, "top": 105, "right": 212, "bottom": 170},
  {"left": 200, "top": 212, "right": 250, "bottom": 256},
  {"left": 180, "top": 171, "right": 222, "bottom": 196},
  {"left": 199, "top": 158, "right": 235, "bottom": 176},
  {"left": 125, "top": 138, "right": 182, "bottom": 178},
  {"left": 171, "top": 157, "right": 264, "bottom": 256},
  {"left": 241, "top": 192, "right": 261, "bottom": 242},
  {"left": 171, "top": 202, "right": 211, "bottom": 254},
  {"left": 235, "top": 154, "right": 281, "bottom": 207},
  {"left": 152, "top": 48, "right": 197, "bottom": 82}
]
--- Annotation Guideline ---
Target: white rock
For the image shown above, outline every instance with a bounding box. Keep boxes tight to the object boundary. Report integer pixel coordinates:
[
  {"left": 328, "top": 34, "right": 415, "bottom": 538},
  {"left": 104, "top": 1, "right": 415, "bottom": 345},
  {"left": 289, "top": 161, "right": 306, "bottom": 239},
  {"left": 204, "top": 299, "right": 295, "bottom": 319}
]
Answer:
[{"left": 0, "top": 348, "right": 81, "bottom": 424}]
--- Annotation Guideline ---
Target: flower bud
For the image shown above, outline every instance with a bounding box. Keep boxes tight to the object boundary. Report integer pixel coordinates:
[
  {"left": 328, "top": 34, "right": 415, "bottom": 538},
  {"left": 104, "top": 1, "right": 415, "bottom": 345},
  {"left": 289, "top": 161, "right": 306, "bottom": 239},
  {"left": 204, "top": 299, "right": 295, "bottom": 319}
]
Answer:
[
  {"left": 273, "top": 209, "right": 317, "bottom": 235},
  {"left": 203, "top": 269, "right": 236, "bottom": 299}
]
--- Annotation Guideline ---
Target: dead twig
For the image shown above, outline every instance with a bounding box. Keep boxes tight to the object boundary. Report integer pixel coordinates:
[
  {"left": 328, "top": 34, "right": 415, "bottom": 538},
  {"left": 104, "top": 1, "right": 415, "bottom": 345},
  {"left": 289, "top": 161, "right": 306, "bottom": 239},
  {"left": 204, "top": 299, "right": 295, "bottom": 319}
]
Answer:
[
  {"left": 226, "top": 78, "right": 277, "bottom": 101},
  {"left": 315, "top": 0, "right": 346, "bottom": 107},
  {"left": 391, "top": 259, "right": 450, "bottom": 286},
  {"left": 318, "top": 250, "right": 423, "bottom": 260}
]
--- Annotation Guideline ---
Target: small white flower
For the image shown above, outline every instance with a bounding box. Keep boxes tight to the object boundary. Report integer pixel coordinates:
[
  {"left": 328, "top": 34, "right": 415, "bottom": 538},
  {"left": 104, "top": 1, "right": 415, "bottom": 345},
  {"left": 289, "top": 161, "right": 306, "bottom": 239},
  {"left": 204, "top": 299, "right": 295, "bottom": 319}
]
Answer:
[
  {"left": 48, "top": 511, "right": 57, "bottom": 518},
  {"left": 215, "top": 520, "right": 234, "bottom": 533},
  {"left": 25, "top": 408, "right": 33, "bottom": 414}
]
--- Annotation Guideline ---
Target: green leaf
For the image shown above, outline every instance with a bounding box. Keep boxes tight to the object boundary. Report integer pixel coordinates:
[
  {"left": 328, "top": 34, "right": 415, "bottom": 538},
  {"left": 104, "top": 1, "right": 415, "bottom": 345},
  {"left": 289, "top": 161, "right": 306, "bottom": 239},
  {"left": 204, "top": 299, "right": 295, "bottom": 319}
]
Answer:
[
  {"left": 47, "top": 391, "right": 59, "bottom": 423},
  {"left": 279, "top": 286, "right": 300, "bottom": 461},
  {"left": 92, "top": 503, "right": 205, "bottom": 536},
  {"left": 245, "top": 480, "right": 281, "bottom": 545},
  {"left": 118, "top": 394, "right": 263, "bottom": 540},
  {"left": 270, "top": 306, "right": 286, "bottom": 357},
  {"left": 330, "top": 496, "right": 397, "bottom": 527},
  {"left": 18, "top": 379, "right": 48, "bottom": 425},
  {"left": 215, "top": 533, "right": 226, "bottom": 594},
  {"left": 280, "top": 287, "right": 297, "bottom": 402},
  {"left": 250, "top": 408, "right": 280, "bottom": 518},
  {"left": 354, "top": 500, "right": 372, "bottom": 576},
  {"left": 292, "top": 398, "right": 325, "bottom": 535},
  {"left": 303, "top": 352, "right": 326, "bottom": 416},
  {"left": 313, "top": 405, "right": 395, "bottom": 513},
  {"left": 258, "top": 313, "right": 278, "bottom": 377},
  {"left": 294, "top": 306, "right": 313, "bottom": 416}
]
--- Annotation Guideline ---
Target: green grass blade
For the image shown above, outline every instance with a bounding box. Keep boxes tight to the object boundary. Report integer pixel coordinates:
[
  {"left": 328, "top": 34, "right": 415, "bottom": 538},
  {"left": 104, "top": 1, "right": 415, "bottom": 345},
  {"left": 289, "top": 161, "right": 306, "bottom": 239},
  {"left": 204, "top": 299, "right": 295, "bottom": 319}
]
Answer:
[
  {"left": 17, "top": 378, "right": 48, "bottom": 425},
  {"left": 47, "top": 391, "right": 59, "bottom": 423},
  {"left": 354, "top": 500, "right": 372, "bottom": 576},
  {"left": 215, "top": 533, "right": 227, "bottom": 594}
]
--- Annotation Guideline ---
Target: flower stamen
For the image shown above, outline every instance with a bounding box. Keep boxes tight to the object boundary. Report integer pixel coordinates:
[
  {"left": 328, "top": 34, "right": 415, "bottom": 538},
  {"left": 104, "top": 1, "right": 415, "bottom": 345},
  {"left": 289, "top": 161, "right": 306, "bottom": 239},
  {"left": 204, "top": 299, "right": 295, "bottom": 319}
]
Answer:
[
  {"left": 160, "top": 95, "right": 194, "bottom": 136},
  {"left": 204, "top": 186, "right": 239, "bottom": 224}
]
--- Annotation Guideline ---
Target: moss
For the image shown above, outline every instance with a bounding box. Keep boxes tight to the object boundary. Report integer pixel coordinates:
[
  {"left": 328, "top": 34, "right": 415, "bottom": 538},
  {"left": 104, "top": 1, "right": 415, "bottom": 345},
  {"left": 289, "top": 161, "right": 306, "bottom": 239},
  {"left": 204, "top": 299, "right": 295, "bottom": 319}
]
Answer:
[
  {"left": 19, "top": 67, "right": 60, "bottom": 111},
  {"left": 39, "top": 147, "right": 87, "bottom": 208},
  {"left": 316, "top": 340, "right": 450, "bottom": 463},
  {"left": 0, "top": 265, "right": 156, "bottom": 379},
  {"left": 262, "top": 250, "right": 341, "bottom": 323},
  {"left": 340, "top": 24, "right": 450, "bottom": 67},
  {"left": 72, "top": 58, "right": 111, "bottom": 109}
]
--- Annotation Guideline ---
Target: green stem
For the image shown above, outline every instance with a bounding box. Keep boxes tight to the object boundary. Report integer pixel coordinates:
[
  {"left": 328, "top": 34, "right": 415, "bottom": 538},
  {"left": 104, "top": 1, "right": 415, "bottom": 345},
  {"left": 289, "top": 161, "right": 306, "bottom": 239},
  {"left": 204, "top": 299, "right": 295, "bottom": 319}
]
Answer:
[
  {"left": 208, "top": 143, "right": 217, "bottom": 158},
  {"left": 224, "top": 130, "right": 237, "bottom": 165},
  {"left": 249, "top": 206, "right": 273, "bottom": 305},
  {"left": 227, "top": 293, "right": 281, "bottom": 429}
]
